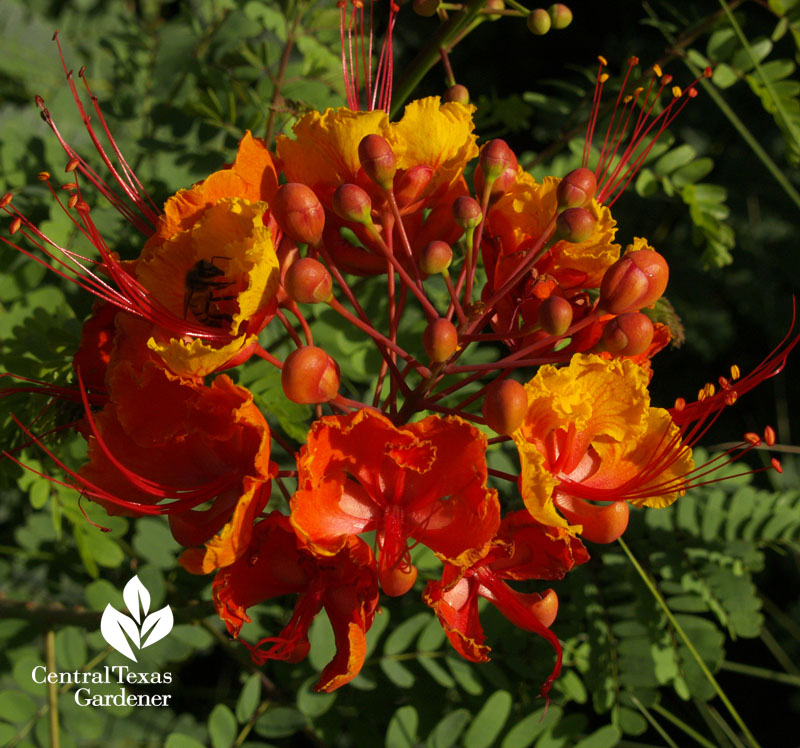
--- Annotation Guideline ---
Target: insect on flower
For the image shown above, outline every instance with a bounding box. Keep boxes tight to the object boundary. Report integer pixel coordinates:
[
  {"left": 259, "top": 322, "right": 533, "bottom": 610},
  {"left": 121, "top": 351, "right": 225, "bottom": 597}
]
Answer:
[{"left": 184, "top": 256, "right": 236, "bottom": 328}]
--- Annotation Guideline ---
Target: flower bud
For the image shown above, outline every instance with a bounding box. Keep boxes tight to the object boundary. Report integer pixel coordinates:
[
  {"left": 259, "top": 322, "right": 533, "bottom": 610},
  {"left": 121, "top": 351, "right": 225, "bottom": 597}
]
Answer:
[
  {"left": 601, "top": 312, "right": 654, "bottom": 356},
  {"left": 538, "top": 296, "right": 573, "bottom": 336},
  {"left": 599, "top": 249, "right": 669, "bottom": 314},
  {"left": 413, "top": 0, "right": 439, "bottom": 16},
  {"left": 443, "top": 84, "right": 470, "bottom": 104},
  {"left": 548, "top": 3, "right": 572, "bottom": 29},
  {"left": 394, "top": 165, "right": 434, "bottom": 207},
  {"left": 358, "top": 134, "right": 397, "bottom": 191},
  {"left": 420, "top": 241, "right": 453, "bottom": 275},
  {"left": 485, "top": 0, "right": 504, "bottom": 21},
  {"left": 285, "top": 257, "right": 333, "bottom": 304},
  {"left": 556, "top": 168, "right": 597, "bottom": 208},
  {"left": 423, "top": 318, "right": 458, "bottom": 363},
  {"left": 380, "top": 564, "right": 418, "bottom": 597},
  {"left": 527, "top": 8, "right": 551, "bottom": 35},
  {"left": 482, "top": 379, "right": 528, "bottom": 435},
  {"left": 281, "top": 346, "right": 340, "bottom": 403},
  {"left": 332, "top": 183, "right": 373, "bottom": 224},
  {"left": 554, "top": 206, "right": 595, "bottom": 243},
  {"left": 452, "top": 196, "right": 482, "bottom": 230},
  {"left": 272, "top": 183, "right": 325, "bottom": 246},
  {"left": 480, "top": 139, "right": 517, "bottom": 184},
  {"left": 555, "top": 495, "right": 629, "bottom": 544}
]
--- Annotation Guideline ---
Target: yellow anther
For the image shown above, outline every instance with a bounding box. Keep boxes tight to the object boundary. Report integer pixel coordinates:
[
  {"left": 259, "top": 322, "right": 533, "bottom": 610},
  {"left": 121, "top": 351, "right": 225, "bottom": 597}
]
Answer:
[
  {"left": 730, "top": 364, "right": 740, "bottom": 381},
  {"left": 698, "top": 388, "right": 706, "bottom": 402},
  {"left": 600, "top": 73, "right": 609, "bottom": 83},
  {"left": 652, "top": 64, "right": 663, "bottom": 77},
  {"left": 672, "top": 85, "right": 682, "bottom": 98},
  {"left": 725, "top": 392, "right": 738, "bottom": 406},
  {"left": 628, "top": 56, "right": 639, "bottom": 66},
  {"left": 598, "top": 55, "right": 608, "bottom": 66},
  {"left": 37, "top": 171, "right": 51, "bottom": 182},
  {"left": 633, "top": 87, "right": 643, "bottom": 95},
  {"left": 623, "top": 95, "right": 633, "bottom": 104}
]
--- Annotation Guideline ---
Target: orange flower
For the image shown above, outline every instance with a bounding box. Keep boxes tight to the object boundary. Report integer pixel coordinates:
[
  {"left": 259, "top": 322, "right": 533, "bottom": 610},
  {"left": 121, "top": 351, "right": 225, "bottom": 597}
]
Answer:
[
  {"left": 424, "top": 510, "right": 589, "bottom": 699},
  {"left": 512, "top": 353, "right": 693, "bottom": 542},
  {"left": 290, "top": 409, "right": 500, "bottom": 597},
  {"left": 212, "top": 512, "right": 379, "bottom": 692}
]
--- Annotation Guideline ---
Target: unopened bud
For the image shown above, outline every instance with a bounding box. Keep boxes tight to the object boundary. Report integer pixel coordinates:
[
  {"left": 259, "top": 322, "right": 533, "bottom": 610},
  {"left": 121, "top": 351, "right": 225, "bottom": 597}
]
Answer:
[
  {"left": 485, "top": 0, "right": 504, "bottom": 21},
  {"left": 599, "top": 249, "right": 669, "bottom": 314},
  {"left": 480, "top": 139, "right": 517, "bottom": 184},
  {"left": 557, "top": 168, "right": 597, "bottom": 208},
  {"left": 600, "top": 312, "right": 654, "bottom": 356},
  {"left": 554, "top": 207, "right": 595, "bottom": 242},
  {"left": 394, "top": 165, "right": 434, "bottom": 207},
  {"left": 482, "top": 379, "right": 528, "bottom": 435},
  {"left": 452, "top": 196, "right": 482, "bottom": 230},
  {"left": 272, "top": 183, "right": 325, "bottom": 246},
  {"left": 420, "top": 241, "right": 453, "bottom": 275},
  {"left": 413, "top": 0, "right": 439, "bottom": 16},
  {"left": 443, "top": 84, "right": 470, "bottom": 105},
  {"left": 548, "top": 3, "right": 572, "bottom": 29},
  {"left": 332, "top": 183, "right": 373, "bottom": 225},
  {"left": 538, "top": 296, "right": 573, "bottom": 336},
  {"left": 527, "top": 8, "right": 551, "bottom": 35},
  {"left": 281, "top": 346, "right": 340, "bottom": 403},
  {"left": 423, "top": 318, "right": 458, "bottom": 362},
  {"left": 285, "top": 257, "right": 333, "bottom": 303},
  {"left": 358, "top": 135, "right": 397, "bottom": 191}
]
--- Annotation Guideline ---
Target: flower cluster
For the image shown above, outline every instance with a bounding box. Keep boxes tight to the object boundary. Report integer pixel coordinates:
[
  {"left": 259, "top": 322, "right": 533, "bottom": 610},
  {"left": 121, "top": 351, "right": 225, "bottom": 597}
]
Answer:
[{"left": 1, "top": 26, "right": 795, "bottom": 701}]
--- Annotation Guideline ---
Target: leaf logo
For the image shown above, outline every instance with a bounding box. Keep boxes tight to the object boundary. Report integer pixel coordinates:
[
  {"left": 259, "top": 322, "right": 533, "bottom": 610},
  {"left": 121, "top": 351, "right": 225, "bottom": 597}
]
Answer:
[{"left": 100, "top": 576, "right": 174, "bottom": 662}]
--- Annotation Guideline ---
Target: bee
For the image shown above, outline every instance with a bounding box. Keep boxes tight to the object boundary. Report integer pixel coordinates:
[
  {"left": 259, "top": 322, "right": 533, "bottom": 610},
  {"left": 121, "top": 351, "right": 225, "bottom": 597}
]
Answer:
[{"left": 184, "top": 256, "right": 236, "bottom": 327}]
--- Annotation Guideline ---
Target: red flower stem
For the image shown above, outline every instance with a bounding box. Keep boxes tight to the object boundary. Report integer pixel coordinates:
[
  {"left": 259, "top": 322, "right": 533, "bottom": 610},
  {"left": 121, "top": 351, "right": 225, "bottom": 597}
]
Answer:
[
  {"left": 364, "top": 222, "right": 439, "bottom": 321},
  {"left": 330, "top": 394, "right": 368, "bottom": 411},
  {"left": 488, "top": 468, "right": 517, "bottom": 482},
  {"left": 444, "top": 270, "right": 467, "bottom": 324},
  {"left": 385, "top": 191, "right": 426, "bottom": 291},
  {"left": 274, "top": 476, "right": 292, "bottom": 504},
  {"left": 275, "top": 308, "right": 304, "bottom": 348},
  {"left": 276, "top": 470, "right": 298, "bottom": 478},
  {"left": 423, "top": 402, "right": 483, "bottom": 423},
  {"left": 270, "top": 428, "right": 296, "bottom": 455},
  {"left": 463, "top": 186, "right": 492, "bottom": 307},
  {"left": 327, "top": 296, "right": 430, "bottom": 377},
  {"left": 439, "top": 47, "right": 456, "bottom": 88},
  {"left": 453, "top": 367, "right": 512, "bottom": 411},
  {"left": 499, "top": 310, "right": 600, "bottom": 365},
  {"left": 445, "top": 357, "right": 559, "bottom": 373},
  {"left": 253, "top": 344, "right": 284, "bottom": 369},
  {"left": 286, "top": 300, "right": 314, "bottom": 346},
  {"left": 488, "top": 435, "right": 511, "bottom": 445}
]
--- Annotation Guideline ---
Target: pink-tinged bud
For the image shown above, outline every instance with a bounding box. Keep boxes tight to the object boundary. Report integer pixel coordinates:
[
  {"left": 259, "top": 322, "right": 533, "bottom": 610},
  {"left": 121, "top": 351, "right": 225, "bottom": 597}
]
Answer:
[
  {"left": 599, "top": 249, "right": 669, "bottom": 314},
  {"left": 548, "top": 3, "right": 572, "bottom": 29},
  {"left": 480, "top": 139, "right": 517, "bottom": 183},
  {"left": 557, "top": 168, "right": 597, "bottom": 208},
  {"left": 554, "top": 207, "right": 595, "bottom": 242},
  {"left": 394, "top": 165, "right": 434, "bottom": 207},
  {"left": 358, "top": 135, "right": 397, "bottom": 191},
  {"left": 538, "top": 296, "right": 573, "bottom": 336},
  {"left": 601, "top": 312, "right": 654, "bottom": 356},
  {"left": 452, "top": 196, "right": 482, "bottom": 230},
  {"left": 423, "top": 318, "right": 458, "bottom": 363},
  {"left": 485, "top": 0, "right": 504, "bottom": 21},
  {"left": 443, "top": 84, "right": 470, "bottom": 105},
  {"left": 482, "top": 379, "right": 528, "bottom": 435},
  {"left": 285, "top": 258, "right": 333, "bottom": 304},
  {"left": 281, "top": 346, "right": 340, "bottom": 403},
  {"left": 555, "top": 495, "right": 629, "bottom": 544},
  {"left": 420, "top": 241, "right": 453, "bottom": 275},
  {"left": 413, "top": 0, "right": 439, "bottom": 16},
  {"left": 527, "top": 8, "right": 551, "bottom": 35},
  {"left": 272, "top": 183, "right": 325, "bottom": 246},
  {"left": 332, "top": 183, "right": 373, "bottom": 224}
]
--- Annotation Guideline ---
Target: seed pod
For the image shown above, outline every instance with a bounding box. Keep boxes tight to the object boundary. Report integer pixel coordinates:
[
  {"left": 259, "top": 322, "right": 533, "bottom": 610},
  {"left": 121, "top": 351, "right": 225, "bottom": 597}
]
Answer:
[
  {"left": 358, "top": 135, "right": 397, "bottom": 191},
  {"left": 423, "top": 318, "right": 458, "bottom": 363},
  {"left": 281, "top": 346, "right": 340, "bottom": 403},
  {"left": 599, "top": 249, "right": 669, "bottom": 314},
  {"left": 272, "top": 183, "right": 325, "bottom": 246},
  {"left": 538, "top": 296, "right": 573, "bottom": 336},
  {"left": 482, "top": 379, "right": 528, "bottom": 435},
  {"left": 420, "top": 241, "right": 453, "bottom": 275},
  {"left": 285, "top": 258, "right": 333, "bottom": 304},
  {"left": 601, "top": 312, "right": 654, "bottom": 356},
  {"left": 556, "top": 168, "right": 597, "bottom": 208}
]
